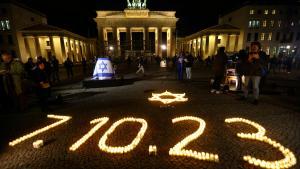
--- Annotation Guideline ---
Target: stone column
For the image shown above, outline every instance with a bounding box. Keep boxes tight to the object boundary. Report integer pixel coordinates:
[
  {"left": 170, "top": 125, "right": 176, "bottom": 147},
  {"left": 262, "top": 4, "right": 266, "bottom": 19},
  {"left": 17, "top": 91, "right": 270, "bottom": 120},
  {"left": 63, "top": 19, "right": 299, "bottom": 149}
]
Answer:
[
  {"left": 49, "top": 36, "right": 55, "bottom": 57},
  {"left": 234, "top": 34, "right": 239, "bottom": 52},
  {"left": 126, "top": 27, "right": 132, "bottom": 50},
  {"left": 205, "top": 35, "right": 209, "bottom": 54},
  {"left": 157, "top": 27, "right": 162, "bottom": 57},
  {"left": 226, "top": 34, "right": 231, "bottom": 52},
  {"left": 171, "top": 28, "right": 176, "bottom": 57},
  {"left": 60, "top": 36, "right": 66, "bottom": 62},
  {"left": 144, "top": 27, "right": 149, "bottom": 51},
  {"left": 67, "top": 37, "right": 71, "bottom": 59},
  {"left": 214, "top": 34, "right": 219, "bottom": 55},
  {"left": 103, "top": 28, "right": 108, "bottom": 55},
  {"left": 113, "top": 27, "right": 119, "bottom": 57},
  {"left": 98, "top": 27, "right": 105, "bottom": 55},
  {"left": 167, "top": 28, "right": 171, "bottom": 57},
  {"left": 74, "top": 39, "right": 78, "bottom": 62},
  {"left": 201, "top": 36, "right": 204, "bottom": 55},
  {"left": 24, "top": 37, "right": 31, "bottom": 59},
  {"left": 82, "top": 42, "right": 86, "bottom": 58},
  {"left": 34, "top": 36, "right": 41, "bottom": 57},
  {"left": 79, "top": 41, "right": 84, "bottom": 61},
  {"left": 85, "top": 42, "right": 91, "bottom": 58},
  {"left": 195, "top": 39, "right": 198, "bottom": 57},
  {"left": 199, "top": 37, "right": 202, "bottom": 57}
]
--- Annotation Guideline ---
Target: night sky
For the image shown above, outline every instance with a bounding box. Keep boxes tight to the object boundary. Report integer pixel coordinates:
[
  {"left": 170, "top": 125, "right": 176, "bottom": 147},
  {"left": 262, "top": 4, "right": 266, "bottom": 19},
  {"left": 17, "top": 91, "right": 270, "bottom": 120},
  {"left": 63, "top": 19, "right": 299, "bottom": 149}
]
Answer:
[{"left": 17, "top": 0, "right": 298, "bottom": 38}]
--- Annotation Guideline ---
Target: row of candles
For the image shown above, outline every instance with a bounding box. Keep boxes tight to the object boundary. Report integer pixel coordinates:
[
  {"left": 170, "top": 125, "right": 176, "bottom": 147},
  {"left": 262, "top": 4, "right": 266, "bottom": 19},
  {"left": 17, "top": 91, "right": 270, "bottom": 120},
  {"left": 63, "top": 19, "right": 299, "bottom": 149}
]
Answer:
[
  {"left": 8, "top": 115, "right": 297, "bottom": 168},
  {"left": 225, "top": 118, "right": 297, "bottom": 169},
  {"left": 169, "top": 116, "right": 219, "bottom": 162},
  {"left": 98, "top": 117, "right": 148, "bottom": 154},
  {"left": 9, "top": 115, "right": 72, "bottom": 146},
  {"left": 69, "top": 117, "right": 109, "bottom": 151}
]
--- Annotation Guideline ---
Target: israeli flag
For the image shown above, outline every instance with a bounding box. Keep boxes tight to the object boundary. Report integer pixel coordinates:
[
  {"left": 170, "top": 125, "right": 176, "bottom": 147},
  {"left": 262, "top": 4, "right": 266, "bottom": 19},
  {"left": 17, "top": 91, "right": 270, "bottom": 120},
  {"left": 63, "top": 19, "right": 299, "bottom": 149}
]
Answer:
[{"left": 93, "top": 58, "right": 114, "bottom": 80}]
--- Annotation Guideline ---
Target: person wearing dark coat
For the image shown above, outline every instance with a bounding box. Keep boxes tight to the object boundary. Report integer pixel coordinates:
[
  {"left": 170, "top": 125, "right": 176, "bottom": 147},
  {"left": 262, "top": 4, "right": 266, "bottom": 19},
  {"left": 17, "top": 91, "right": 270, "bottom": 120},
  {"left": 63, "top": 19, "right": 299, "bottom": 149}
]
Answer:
[
  {"left": 240, "top": 41, "right": 267, "bottom": 105},
  {"left": 211, "top": 47, "right": 228, "bottom": 94},
  {"left": 34, "top": 61, "right": 51, "bottom": 112},
  {"left": 0, "top": 52, "right": 25, "bottom": 113},
  {"left": 64, "top": 57, "right": 74, "bottom": 79},
  {"left": 24, "top": 57, "right": 35, "bottom": 79},
  {"left": 185, "top": 54, "right": 194, "bottom": 79},
  {"left": 50, "top": 56, "right": 60, "bottom": 83},
  {"left": 82, "top": 58, "right": 87, "bottom": 75},
  {"left": 177, "top": 54, "right": 184, "bottom": 81}
]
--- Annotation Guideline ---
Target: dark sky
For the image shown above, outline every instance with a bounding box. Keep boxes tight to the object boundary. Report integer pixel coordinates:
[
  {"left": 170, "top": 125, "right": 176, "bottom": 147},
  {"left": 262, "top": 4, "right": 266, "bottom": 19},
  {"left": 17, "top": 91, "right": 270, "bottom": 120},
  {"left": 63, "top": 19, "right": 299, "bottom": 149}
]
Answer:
[{"left": 18, "top": 0, "right": 298, "bottom": 37}]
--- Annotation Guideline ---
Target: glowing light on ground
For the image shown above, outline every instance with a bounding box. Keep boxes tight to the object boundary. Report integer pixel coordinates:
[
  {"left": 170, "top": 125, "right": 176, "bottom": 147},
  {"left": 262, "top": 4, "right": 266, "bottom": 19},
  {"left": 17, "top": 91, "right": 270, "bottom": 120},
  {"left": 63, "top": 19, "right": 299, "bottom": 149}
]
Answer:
[
  {"left": 33, "top": 140, "right": 43, "bottom": 149},
  {"left": 148, "top": 90, "right": 188, "bottom": 104},
  {"left": 99, "top": 117, "right": 148, "bottom": 154},
  {"left": 69, "top": 117, "right": 109, "bottom": 151},
  {"left": 169, "top": 116, "right": 219, "bottom": 162},
  {"left": 149, "top": 145, "right": 157, "bottom": 155},
  {"left": 9, "top": 115, "right": 71, "bottom": 146},
  {"left": 225, "top": 117, "right": 297, "bottom": 169}
]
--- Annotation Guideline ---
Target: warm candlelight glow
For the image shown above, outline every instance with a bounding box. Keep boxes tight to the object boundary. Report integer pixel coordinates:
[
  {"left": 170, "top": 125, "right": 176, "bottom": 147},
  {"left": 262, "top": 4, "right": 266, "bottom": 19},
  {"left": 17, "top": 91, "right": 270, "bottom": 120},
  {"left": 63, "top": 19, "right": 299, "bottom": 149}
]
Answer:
[
  {"left": 9, "top": 115, "right": 72, "bottom": 146},
  {"left": 69, "top": 117, "right": 109, "bottom": 151},
  {"left": 148, "top": 90, "right": 188, "bottom": 104},
  {"left": 33, "top": 140, "right": 44, "bottom": 149},
  {"left": 169, "top": 116, "right": 219, "bottom": 162},
  {"left": 149, "top": 145, "right": 157, "bottom": 155},
  {"left": 225, "top": 117, "right": 297, "bottom": 169},
  {"left": 98, "top": 117, "right": 148, "bottom": 154}
]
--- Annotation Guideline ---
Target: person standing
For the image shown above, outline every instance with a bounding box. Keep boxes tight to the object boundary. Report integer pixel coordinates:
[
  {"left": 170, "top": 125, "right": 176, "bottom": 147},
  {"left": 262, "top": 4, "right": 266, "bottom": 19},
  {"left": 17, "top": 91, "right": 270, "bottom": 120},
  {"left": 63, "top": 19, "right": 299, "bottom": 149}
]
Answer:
[
  {"left": 211, "top": 47, "right": 228, "bottom": 94},
  {"left": 177, "top": 54, "right": 184, "bottom": 80},
  {"left": 34, "top": 61, "right": 51, "bottom": 112},
  {"left": 185, "top": 53, "right": 194, "bottom": 80},
  {"left": 240, "top": 41, "right": 266, "bottom": 105},
  {"left": 82, "top": 58, "right": 87, "bottom": 75},
  {"left": 64, "top": 57, "right": 74, "bottom": 79},
  {"left": 50, "top": 56, "right": 60, "bottom": 83},
  {"left": 0, "top": 52, "right": 25, "bottom": 113},
  {"left": 136, "top": 57, "right": 145, "bottom": 75},
  {"left": 24, "top": 57, "right": 35, "bottom": 80}
]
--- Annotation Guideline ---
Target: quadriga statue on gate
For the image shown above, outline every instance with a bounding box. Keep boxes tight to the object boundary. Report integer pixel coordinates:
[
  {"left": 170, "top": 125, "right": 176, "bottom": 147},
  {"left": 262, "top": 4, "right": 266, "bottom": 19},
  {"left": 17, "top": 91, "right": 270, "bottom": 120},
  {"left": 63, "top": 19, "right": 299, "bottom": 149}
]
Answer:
[{"left": 127, "top": 0, "right": 147, "bottom": 9}]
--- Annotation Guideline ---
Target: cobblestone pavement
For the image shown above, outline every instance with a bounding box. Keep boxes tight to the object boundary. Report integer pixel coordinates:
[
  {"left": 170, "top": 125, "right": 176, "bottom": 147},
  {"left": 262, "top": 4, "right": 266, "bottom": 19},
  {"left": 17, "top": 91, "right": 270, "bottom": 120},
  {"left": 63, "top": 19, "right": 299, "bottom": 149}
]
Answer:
[{"left": 0, "top": 66, "right": 300, "bottom": 169}]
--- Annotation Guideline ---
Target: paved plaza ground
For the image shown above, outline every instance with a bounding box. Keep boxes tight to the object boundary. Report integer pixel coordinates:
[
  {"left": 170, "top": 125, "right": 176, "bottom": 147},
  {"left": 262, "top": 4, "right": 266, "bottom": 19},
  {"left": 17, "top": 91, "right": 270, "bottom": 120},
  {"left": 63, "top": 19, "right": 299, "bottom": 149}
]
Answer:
[{"left": 0, "top": 65, "right": 300, "bottom": 169}]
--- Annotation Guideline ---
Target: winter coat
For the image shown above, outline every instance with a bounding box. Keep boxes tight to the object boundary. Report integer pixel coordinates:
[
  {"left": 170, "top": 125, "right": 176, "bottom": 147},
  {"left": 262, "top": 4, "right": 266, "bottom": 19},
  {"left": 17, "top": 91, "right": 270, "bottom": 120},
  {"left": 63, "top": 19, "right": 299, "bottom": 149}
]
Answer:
[
  {"left": 212, "top": 52, "right": 228, "bottom": 76},
  {"left": 0, "top": 60, "right": 24, "bottom": 96}
]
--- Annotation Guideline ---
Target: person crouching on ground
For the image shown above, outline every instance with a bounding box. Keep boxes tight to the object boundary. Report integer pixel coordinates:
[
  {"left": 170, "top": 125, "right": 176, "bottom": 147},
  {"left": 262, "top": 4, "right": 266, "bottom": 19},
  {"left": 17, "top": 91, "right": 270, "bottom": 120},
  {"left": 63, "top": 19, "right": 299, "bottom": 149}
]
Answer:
[
  {"left": 211, "top": 47, "right": 227, "bottom": 94},
  {"left": 34, "top": 61, "right": 51, "bottom": 112},
  {"left": 240, "top": 41, "right": 266, "bottom": 105}
]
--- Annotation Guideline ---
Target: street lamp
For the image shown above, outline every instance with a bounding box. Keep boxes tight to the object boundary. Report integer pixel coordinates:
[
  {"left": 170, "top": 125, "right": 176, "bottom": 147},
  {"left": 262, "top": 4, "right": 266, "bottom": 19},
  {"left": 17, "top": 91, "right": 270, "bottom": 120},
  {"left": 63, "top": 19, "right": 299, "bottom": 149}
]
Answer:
[
  {"left": 161, "top": 44, "right": 167, "bottom": 51},
  {"left": 109, "top": 46, "right": 114, "bottom": 51}
]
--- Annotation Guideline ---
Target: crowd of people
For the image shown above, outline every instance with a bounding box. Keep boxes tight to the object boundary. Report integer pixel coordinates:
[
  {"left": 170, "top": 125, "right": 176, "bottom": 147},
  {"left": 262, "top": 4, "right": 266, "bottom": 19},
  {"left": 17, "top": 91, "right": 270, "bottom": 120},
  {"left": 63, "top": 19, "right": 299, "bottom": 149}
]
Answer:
[
  {"left": 1, "top": 41, "right": 299, "bottom": 113},
  {"left": 0, "top": 52, "right": 89, "bottom": 113},
  {"left": 173, "top": 41, "right": 299, "bottom": 105}
]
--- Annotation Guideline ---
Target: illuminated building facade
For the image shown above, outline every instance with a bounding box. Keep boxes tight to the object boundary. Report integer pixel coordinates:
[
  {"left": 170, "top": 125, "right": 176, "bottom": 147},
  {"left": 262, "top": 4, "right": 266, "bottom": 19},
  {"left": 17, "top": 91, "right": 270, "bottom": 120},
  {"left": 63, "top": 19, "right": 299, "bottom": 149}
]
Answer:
[
  {"left": 180, "top": 2, "right": 300, "bottom": 58},
  {"left": 94, "top": 0, "right": 178, "bottom": 58},
  {"left": 178, "top": 24, "right": 241, "bottom": 59},
  {"left": 0, "top": 1, "right": 96, "bottom": 63}
]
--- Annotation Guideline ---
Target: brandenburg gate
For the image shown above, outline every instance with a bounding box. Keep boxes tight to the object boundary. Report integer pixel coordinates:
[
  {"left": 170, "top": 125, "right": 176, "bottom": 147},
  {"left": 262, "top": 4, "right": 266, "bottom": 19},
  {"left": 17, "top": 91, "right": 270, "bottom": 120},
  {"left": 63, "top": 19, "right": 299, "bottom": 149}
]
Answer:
[{"left": 94, "top": 0, "right": 178, "bottom": 58}]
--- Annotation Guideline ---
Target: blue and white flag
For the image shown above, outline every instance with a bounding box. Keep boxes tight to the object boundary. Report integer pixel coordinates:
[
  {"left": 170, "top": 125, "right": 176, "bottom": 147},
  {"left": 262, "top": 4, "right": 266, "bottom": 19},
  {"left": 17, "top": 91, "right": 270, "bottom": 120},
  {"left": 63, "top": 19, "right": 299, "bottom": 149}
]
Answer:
[{"left": 93, "top": 58, "right": 114, "bottom": 80}]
